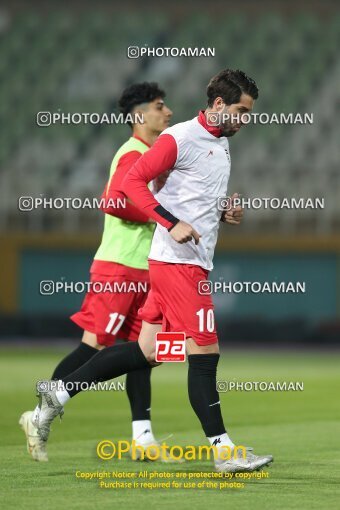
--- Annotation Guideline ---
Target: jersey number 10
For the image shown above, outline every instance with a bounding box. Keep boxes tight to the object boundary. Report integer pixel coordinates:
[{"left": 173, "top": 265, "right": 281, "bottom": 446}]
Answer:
[{"left": 196, "top": 308, "right": 215, "bottom": 333}]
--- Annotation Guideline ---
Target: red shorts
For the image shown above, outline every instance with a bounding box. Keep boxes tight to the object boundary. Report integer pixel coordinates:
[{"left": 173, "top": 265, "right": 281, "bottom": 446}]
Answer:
[
  {"left": 139, "top": 260, "right": 218, "bottom": 346},
  {"left": 71, "top": 265, "right": 149, "bottom": 346}
]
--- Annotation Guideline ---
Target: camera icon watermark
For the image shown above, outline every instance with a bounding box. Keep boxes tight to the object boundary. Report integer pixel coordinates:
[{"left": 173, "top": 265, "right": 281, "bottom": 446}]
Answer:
[
  {"left": 217, "top": 196, "right": 234, "bottom": 212},
  {"left": 127, "top": 46, "right": 140, "bottom": 58},
  {"left": 40, "top": 280, "right": 55, "bottom": 295},
  {"left": 36, "top": 380, "right": 55, "bottom": 392},
  {"left": 216, "top": 381, "right": 228, "bottom": 392},
  {"left": 36, "top": 111, "right": 52, "bottom": 127},
  {"left": 18, "top": 196, "right": 34, "bottom": 211},
  {"left": 198, "top": 280, "right": 213, "bottom": 295},
  {"left": 206, "top": 111, "right": 221, "bottom": 127}
]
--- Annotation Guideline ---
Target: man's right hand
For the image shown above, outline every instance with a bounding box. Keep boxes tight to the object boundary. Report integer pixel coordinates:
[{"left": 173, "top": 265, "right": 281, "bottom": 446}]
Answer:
[{"left": 169, "top": 220, "right": 201, "bottom": 245}]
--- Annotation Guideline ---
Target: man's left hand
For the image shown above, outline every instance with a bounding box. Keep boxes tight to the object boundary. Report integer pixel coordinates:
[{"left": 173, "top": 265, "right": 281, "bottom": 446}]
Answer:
[{"left": 221, "top": 192, "right": 244, "bottom": 225}]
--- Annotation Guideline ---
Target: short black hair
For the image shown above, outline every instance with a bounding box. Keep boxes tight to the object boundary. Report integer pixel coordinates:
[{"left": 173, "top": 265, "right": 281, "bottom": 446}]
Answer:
[
  {"left": 207, "top": 69, "right": 258, "bottom": 107},
  {"left": 118, "top": 82, "right": 166, "bottom": 125}
]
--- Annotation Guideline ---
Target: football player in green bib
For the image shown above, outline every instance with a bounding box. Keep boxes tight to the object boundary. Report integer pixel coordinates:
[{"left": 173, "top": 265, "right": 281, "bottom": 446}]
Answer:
[{"left": 20, "top": 82, "right": 173, "bottom": 462}]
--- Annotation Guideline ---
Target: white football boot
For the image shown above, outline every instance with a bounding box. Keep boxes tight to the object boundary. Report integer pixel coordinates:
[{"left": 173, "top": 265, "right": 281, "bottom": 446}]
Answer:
[
  {"left": 215, "top": 446, "right": 273, "bottom": 473},
  {"left": 32, "top": 387, "right": 64, "bottom": 442},
  {"left": 19, "top": 410, "right": 48, "bottom": 462}
]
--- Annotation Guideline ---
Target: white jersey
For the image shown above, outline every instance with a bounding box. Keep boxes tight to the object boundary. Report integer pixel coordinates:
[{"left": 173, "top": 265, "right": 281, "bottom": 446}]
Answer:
[{"left": 149, "top": 116, "right": 231, "bottom": 271}]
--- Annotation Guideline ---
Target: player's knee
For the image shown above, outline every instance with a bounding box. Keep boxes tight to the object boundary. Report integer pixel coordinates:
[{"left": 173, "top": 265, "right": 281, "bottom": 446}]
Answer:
[
  {"left": 141, "top": 347, "right": 159, "bottom": 365},
  {"left": 149, "top": 360, "right": 162, "bottom": 367},
  {"left": 186, "top": 337, "right": 219, "bottom": 355},
  {"left": 82, "top": 331, "right": 103, "bottom": 350},
  {"left": 144, "top": 351, "right": 156, "bottom": 364}
]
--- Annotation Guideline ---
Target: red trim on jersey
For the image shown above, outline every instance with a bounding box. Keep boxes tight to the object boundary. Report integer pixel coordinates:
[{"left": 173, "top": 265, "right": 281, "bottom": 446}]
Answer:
[
  {"left": 100, "top": 150, "right": 150, "bottom": 223},
  {"left": 198, "top": 110, "right": 223, "bottom": 137},
  {"left": 121, "top": 133, "right": 178, "bottom": 229},
  {"left": 133, "top": 134, "right": 151, "bottom": 148}
]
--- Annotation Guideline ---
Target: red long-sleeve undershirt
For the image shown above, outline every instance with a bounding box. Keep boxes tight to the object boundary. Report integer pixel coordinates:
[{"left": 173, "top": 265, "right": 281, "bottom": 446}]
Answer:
[
  {"left": 100, "top": 150, "right": 150, "bottom": 223},
  {"left": 121, "top": 134, "right": 178, "bottom": 230}
]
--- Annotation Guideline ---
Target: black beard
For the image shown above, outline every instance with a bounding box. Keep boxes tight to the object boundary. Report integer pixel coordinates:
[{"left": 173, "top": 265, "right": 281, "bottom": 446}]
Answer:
[{"left": 221, "top": 127, "right": 237, "bottom": 137}]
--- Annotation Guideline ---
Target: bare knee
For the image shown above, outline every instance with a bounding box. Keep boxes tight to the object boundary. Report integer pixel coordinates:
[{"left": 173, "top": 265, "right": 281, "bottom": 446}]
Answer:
[
  {"left": 149, "top": 360, "right": 162, "bottom": 367},
  {"left": 142, "top": 348, "right": 157, "bottom": 365},
  {"left": 139, "top": 344, "right": 163, "bottom": 367},
  {"left": 81, "top": 331, "right": 104, "bottom": 350},
  {"left": 186, "top": 337, "right": 219, "bottom": 355},
  {"left": 138, "top": 321, "right": 162, "bottom": 365}
]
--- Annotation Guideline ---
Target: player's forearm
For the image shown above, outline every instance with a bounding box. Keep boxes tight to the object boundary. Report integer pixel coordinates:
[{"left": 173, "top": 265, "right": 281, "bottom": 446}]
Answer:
[
  {"left": 122, "top": 175, "right": 178, "bottom": 229},
  {"left": 100, "top": 192, "right": 150, "bottom": 223},
  {"left": 122, "top": 134, "right": 179, "bottom": 230}
]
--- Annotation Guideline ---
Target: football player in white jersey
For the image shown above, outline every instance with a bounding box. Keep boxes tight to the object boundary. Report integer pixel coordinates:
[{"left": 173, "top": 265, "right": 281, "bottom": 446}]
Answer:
[{"left": 33, "top": 69, "right": 273, "bottom": 473}]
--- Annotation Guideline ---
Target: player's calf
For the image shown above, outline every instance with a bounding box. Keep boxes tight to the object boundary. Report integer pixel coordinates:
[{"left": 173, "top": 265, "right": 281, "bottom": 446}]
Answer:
[
  {"left": 33, "top": 342, "right": 153, "bottom": 441},
  {"left": 187, "top": 345, "right": 273, "bottom": 473}
]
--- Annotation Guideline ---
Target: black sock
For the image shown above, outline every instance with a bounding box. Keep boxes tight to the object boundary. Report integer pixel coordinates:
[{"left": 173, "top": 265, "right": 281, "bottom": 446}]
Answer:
[
  {"left": 126, "top": 367, "right": 152, "bottom": 421},
  {"left": 52, "top": 343, "right": 98, "bottom": 379},
  {"left": 188, "top": 354, "right": 226, "bottom": 437},
  {"left": 62, "top": 342, "right": 150, "bottom": 397}
]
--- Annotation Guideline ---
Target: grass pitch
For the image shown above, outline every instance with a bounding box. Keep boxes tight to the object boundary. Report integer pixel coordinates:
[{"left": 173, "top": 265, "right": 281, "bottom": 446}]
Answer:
[{"left": 1, "top": 347, "right": 339, "bottom": 510}]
